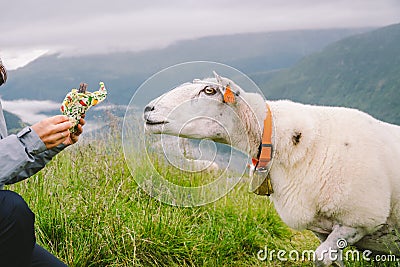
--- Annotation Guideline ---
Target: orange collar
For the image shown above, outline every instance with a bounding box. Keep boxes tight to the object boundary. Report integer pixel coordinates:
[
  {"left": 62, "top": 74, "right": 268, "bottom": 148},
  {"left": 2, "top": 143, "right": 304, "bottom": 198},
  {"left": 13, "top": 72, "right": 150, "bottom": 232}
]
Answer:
[
  {"left": 252, "top": 103, "right": 273, "bottom": 170},
  {"left": 250, "top": 103, "right": 274, "bottom": 196}
]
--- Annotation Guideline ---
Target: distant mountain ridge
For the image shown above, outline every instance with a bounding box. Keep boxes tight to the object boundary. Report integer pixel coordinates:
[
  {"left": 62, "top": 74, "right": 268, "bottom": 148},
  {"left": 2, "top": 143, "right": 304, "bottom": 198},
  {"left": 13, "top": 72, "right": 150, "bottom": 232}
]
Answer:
[
  {"left": 4, "top": 25, "right": 398, "bottom": 129},
  {"left": 254, "top": 23, "right": 400, "bottom": 125},
  {"left": 2, "top": 28, "right": 368, "bottom": 104}
]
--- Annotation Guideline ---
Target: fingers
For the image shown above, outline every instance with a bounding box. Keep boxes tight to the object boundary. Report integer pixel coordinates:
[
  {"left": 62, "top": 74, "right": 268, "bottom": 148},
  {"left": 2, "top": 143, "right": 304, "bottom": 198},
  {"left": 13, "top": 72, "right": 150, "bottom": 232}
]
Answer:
[
  {"left": 31, "top": 115, "right": 74, "bottom": 149},
  {"left": 74, "top": 124, "right": 83, "bottom": 136},
  {"left": 38, "top": 116, "right": 72, "bottom": 133},
  {"left": 60, "top": 129, "right": 71, "bottom": 139},
  {"left": 72, "top": 118, "right": 85, "bottom": 137},
  {"left": 79, "top": 117, "right": 86, "bottom": 126},
  {"left": 71, "top": 118, "right": 85, "bottom": 136},
  {"left": 31, "top": 115, "right": 88, "bottom": 149},
  {"left": 48, "top": 115, "right": 71, "bottom": 124},
  {"left": 54, "top": 120, "right": 73, "bottom": 133},
  {"left": 63, "top": 117, "right": 86, "bottom": 146},
  {"left": 76, "top": 118, "right": 86, "bottom": 134}
]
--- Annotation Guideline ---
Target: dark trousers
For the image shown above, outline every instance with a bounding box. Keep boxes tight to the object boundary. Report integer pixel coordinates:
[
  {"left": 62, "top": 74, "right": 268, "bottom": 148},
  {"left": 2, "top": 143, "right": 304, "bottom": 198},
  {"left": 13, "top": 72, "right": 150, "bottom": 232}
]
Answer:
[{"left": 0, "top": 190, "right": 67, "bottom": 267}]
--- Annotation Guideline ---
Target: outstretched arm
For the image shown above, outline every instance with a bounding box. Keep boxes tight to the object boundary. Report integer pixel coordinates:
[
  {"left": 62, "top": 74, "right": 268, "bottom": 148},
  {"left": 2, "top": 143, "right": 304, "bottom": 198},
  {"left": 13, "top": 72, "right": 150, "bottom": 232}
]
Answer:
[
  {"left": 0, "top": 115, "right": 76, "bottom": 187},
  {"left": 4, "top": 143, "right": 66, "bottom": 185}
]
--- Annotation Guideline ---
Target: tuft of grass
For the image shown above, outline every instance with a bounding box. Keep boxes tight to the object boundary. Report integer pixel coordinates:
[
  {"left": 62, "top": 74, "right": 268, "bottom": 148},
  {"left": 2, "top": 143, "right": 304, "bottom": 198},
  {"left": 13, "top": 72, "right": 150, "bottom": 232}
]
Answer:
[{"left": 8, "top": 129, "right": 398, "bottom": 266}]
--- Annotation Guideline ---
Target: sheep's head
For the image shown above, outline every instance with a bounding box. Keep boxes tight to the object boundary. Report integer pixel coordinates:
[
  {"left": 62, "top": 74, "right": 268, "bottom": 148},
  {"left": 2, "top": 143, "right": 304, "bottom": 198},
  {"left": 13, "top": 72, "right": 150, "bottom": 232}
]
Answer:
[{"left": 143, "top": 72, "right": 266, "bottom": 157}]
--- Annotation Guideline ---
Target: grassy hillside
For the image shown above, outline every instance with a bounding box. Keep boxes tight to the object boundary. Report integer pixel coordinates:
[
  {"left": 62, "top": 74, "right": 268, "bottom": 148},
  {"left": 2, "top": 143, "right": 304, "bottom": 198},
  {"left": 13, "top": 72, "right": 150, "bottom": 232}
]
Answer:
[
  {"left": 8, "top": 131, "right": 316, "bottom": 267},
  {"left": 254, "top": 23, "right": 400, "bottom": 125},
  {"left": 7, "top": 128, "right": 399, "bottom": 266}
]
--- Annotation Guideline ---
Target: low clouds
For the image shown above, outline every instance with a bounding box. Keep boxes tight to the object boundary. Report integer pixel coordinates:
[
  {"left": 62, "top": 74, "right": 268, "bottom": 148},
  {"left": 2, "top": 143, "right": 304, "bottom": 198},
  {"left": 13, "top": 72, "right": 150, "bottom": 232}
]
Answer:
[
  {"left": 1, "top": 99, "right": 60, "bottom": 124},
  {"left": 1, "top": 0, "right": 399, "bottom": 67}
]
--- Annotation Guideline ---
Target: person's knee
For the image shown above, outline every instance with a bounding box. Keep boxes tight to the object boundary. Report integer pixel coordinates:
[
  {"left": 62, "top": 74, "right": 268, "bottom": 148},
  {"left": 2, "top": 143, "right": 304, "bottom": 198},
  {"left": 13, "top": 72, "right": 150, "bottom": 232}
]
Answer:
[
  {"left": 0, "top": 190, "right": 35, "bottom": 232},
  {"left": 7, "top": 190, "right": 33, "bottom": 218},
  {"left": 0, "top": 191, "right": 36, "bottom": 267}
]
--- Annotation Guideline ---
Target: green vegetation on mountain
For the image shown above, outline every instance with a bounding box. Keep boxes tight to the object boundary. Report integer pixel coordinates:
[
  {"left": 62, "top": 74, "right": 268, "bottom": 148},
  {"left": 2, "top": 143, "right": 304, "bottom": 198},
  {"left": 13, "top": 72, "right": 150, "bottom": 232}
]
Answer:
[
  {"left": 3, "top": 110, "right": 27, "bottom": 133},
  {"left": 254, "top": 23, "right": 400, "bottom": 125},
  {"left": 3, "top": 28, "right": 366, "bottom": 104},
  {"left": 4, "top": 25, "right": 400, "bottom": 126}
]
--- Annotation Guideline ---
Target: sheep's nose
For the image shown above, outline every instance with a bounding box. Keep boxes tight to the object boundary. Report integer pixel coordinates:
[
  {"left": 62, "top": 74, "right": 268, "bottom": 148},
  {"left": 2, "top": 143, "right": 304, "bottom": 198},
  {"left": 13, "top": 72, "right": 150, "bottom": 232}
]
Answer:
[
  {"left": 144, "top": 105, "right": 155, "bottom": 113},
  {"left": 143, "top": 105, "right": 155, "bottom": 121}
]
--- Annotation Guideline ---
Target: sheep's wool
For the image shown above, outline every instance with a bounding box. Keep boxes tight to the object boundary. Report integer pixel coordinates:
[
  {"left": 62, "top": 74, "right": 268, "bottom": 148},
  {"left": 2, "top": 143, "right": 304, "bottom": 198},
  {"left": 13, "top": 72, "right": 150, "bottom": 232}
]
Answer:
[{"left": 143, "top": 71, "right": 400, "bottom": 265}]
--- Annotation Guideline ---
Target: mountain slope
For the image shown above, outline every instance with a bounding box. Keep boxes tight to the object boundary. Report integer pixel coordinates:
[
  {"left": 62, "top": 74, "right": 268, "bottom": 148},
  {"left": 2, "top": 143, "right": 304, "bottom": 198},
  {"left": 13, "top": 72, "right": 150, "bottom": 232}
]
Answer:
[
  {"left": 3, "top": 110, "right": 27, "bottom": 134},
  {"left": 255, "top": 23, "right": 400, "bottom": 125},
  {"left": 2, "top": 28, "right": 367, "bottom": 104}
]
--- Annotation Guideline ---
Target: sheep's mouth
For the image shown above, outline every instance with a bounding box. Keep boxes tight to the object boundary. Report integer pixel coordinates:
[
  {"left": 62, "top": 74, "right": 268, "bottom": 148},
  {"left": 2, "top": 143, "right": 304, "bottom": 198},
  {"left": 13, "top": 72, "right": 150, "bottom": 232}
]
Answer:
[{"left": 145, "top": 120, "right": 169, "bottom": 125}]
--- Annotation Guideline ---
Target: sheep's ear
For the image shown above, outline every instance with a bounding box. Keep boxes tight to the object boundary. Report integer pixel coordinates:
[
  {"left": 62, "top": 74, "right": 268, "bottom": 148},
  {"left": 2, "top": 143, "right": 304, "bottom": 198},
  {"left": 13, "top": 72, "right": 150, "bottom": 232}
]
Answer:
[
  {"left": 213, "top": 71, "right": 236, "bottom": 103},
  {"left": 213, "top": 71, "right": 223, "bottom": 84}
]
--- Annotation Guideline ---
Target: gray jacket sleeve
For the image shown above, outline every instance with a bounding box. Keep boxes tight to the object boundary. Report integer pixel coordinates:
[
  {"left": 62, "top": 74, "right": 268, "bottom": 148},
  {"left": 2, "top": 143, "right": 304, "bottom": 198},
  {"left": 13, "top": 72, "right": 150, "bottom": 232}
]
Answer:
[{"left": 0, "top": 126, "right": 66, "bottom": 187}]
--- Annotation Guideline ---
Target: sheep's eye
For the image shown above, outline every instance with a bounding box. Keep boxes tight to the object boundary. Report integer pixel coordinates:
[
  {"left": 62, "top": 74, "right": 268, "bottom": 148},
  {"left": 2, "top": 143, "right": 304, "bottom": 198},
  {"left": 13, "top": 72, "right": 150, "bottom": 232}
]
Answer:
[{"left": 203, "top": 86, "right": 217, "bottom": 95}]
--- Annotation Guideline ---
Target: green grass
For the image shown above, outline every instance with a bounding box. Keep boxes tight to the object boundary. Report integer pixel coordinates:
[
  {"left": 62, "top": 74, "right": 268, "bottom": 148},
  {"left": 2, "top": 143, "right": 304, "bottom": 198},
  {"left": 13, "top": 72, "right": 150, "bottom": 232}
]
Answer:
[{"left": 7, "top": 131, "right": 399, "bottom": 266}]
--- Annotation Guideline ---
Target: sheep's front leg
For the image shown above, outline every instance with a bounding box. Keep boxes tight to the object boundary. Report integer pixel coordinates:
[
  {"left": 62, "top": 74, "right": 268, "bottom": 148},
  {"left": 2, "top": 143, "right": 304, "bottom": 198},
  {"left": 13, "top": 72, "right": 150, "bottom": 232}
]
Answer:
[{"left": 315, "top": 225, "right": 366, "bottom": 267}]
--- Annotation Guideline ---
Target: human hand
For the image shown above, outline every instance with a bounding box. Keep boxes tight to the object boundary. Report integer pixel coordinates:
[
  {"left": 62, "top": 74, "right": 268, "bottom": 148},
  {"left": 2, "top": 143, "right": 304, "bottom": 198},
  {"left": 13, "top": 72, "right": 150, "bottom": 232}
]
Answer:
[
  {"left": 63, "top": 115, "right": 86, "bottom": 146},
  {"left": 31, "top": 115, "right": 73, "bottom": 149}
]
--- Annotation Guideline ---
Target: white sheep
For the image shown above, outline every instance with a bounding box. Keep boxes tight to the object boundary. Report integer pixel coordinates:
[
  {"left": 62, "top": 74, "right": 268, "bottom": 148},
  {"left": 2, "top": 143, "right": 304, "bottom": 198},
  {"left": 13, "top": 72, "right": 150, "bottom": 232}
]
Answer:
[{"left": 143, "top": 72, "right": 400, "bottom": 266}]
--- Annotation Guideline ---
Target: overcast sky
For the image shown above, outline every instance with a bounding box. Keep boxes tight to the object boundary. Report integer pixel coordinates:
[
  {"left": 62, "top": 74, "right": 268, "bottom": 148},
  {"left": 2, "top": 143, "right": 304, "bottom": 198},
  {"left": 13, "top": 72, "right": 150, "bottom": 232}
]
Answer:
[{"left": 1, "top": 0, "right": 399, "bottom": 69}]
